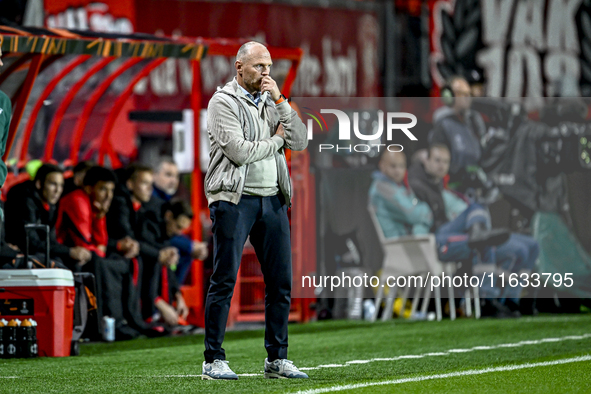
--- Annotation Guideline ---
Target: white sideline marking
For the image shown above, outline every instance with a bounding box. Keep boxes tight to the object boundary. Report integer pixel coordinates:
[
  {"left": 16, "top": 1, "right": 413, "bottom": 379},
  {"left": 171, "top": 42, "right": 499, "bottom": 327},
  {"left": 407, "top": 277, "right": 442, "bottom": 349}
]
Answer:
[
  {"left": 156, "top": 333, "right": 591, "bottom": 378},
  {"left": 296, "top": 333, "right": 591, "bottom": 371},
  {"left": 0, "top": 377, "right": 18, "bottom": 379},
  {"left": 521, "top": 316, "right": 589, "bottom": 323},
  {"left": 161, "top": 373, "right": 260, "bottom": 377},
  {"left": 292, "top": 355, "right": 591, "bottom": 394}
]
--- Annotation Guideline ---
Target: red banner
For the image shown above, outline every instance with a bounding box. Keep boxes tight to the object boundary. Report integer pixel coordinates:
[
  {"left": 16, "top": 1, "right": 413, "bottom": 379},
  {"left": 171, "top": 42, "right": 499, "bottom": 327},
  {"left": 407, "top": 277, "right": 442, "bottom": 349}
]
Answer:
[
  {"left": 42, "top": 1, "right": 380, "bottom": 138},
  {"left": 44, "top": 0, "right": 135, "bottom": 33},
  {"left": 134, "top": 1, "right": 380, "bottom": 100}
]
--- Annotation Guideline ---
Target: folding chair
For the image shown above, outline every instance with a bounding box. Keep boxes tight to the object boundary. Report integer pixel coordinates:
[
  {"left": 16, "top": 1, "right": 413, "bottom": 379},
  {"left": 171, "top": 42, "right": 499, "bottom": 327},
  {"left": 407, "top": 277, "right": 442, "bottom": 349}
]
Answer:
[
  {"left": 368, "top": 205, "right": 480, "bottom": 321},
  {"left": 368, "top": 205, "right": 443, "bottom": 321}
]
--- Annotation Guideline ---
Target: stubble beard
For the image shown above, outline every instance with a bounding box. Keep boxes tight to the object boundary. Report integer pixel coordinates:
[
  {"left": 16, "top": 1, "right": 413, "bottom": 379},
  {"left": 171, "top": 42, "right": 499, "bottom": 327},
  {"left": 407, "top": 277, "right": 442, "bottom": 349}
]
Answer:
[{"left": 244, "top": 74, "right": 262, "bottom": 94}]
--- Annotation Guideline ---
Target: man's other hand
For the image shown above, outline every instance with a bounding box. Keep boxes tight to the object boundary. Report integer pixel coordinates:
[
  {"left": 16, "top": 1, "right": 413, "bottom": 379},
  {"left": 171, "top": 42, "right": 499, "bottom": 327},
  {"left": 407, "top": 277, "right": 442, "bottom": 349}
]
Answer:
[
  {"left": 70, "top": 246, "right": 92, "bottom": 264},
  {"left": 190, "top": 241, "right": 209, "bottom": 260},
  {"left": 275, "top": 123, "right": 286, "bottom": 139},
  {"left": 159, "top": 246, "right": 179, "bottom": 267},
  {"left": 117, "top": 236, "right": 140, "bottom": 258}
]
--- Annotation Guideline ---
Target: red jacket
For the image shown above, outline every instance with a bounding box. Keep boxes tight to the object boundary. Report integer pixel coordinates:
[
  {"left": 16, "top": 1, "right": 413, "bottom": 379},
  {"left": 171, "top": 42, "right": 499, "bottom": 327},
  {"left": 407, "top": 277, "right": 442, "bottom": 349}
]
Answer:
[{"left": 56, "top": 189, "right": 108, "bottom": 257}]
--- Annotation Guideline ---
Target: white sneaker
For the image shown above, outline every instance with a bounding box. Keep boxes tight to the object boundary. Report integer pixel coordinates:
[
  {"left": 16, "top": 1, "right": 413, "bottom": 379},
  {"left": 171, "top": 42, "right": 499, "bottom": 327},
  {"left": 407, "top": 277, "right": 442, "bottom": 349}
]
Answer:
[
  {"left": 202, "top": 360, "right": 239, "bottom": 380},
  {"left": 264, "top": 358, "right": 309, "bottom": 379}
]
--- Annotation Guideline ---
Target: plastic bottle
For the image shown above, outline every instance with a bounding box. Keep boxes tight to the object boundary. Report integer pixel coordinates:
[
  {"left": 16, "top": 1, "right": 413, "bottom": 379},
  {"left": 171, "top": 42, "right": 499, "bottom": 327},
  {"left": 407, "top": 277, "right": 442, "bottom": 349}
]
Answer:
[
  {"left": 102, "top": 316, "right": 115, "bottom": 342},
  {"left": 363, "top": 299, "right": 376, "bottom": 321},
  {"left": 20, "top": 319, "right": 37, "bottom": 358},
  {"left": 6, "top": 319, "right": 18, "bottom": 358},
  {"left": 29, "top": 319, "right": 38, "bottom": 357},
  {"left": 0, "top": 318, "right": 6, "bottom": 358}
]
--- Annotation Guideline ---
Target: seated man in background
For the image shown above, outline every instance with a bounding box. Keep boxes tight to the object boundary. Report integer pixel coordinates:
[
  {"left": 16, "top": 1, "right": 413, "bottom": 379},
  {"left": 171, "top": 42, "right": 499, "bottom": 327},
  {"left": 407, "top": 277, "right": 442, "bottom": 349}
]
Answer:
[
  {"left": 151, "top": 156, "right": 180, "bottom": 203},
  {"left": 62, "top": 160, "right": 95, "bottom": 196},
  {"left": 408, "top": 144, "right": 537, "bottom": 317},
  {"left": 56, "top": 165, "right": 145, "bottom": 339},
  {"left": 0, "top": 201, "right": 23, "bottom": 268},
  {"left": 106, "top": 164, "right": 181, "bottom": 327},
  {"left": 368, "top": 150, "right": 432, "bottom": 238},
  {"left": 146, "top": 157, "right": 208, "bottom": 284},
  {"left": 409, "top": 144, "right": 507, "bottom": 316},
  {"left": 5, "top": 163, "right": 91, "bottom": 267},
  {"left": 144, "top": 200, "right": 195, "bottom": 327}
]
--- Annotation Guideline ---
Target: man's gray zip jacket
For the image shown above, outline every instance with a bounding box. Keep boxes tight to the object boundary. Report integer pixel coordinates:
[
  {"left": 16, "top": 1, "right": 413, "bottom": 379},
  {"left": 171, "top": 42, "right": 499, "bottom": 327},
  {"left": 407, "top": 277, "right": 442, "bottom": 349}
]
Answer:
[{"left": 204, "top": 79, "right": 308, "bottom": 206}]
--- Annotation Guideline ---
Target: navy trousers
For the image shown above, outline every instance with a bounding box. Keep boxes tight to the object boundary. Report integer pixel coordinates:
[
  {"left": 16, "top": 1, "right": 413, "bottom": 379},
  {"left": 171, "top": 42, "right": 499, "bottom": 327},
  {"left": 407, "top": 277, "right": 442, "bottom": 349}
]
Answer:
[{"left": 204, "top": 195, "right": 291, "bottom": 363}]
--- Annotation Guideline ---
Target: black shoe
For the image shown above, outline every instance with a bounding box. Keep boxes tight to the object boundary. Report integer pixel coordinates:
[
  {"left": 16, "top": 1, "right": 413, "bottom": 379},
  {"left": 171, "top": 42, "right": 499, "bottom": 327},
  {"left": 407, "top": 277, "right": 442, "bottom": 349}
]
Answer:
[
  {"left": 480, "top": 299, "right": 512, "bottom": 318},
  {"left": 468, "top": 223, "right": 510, "bottom": 250},
  {"left": 503, "top": 300, "right": 522, "bottom": 318},
  {"left": 518, "top": 298, "right": 539, "bottom": 316},
  {"left": 115, "top": 322, "right": 141, "bottom": 341},
  {"left": 141, "top": 321, "right": 172, "bottom": 338}
]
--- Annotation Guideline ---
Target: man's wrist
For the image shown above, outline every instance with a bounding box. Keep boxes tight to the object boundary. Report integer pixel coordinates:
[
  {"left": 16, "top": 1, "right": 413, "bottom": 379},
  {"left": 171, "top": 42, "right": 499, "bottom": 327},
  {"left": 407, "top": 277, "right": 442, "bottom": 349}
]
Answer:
[
  {"left": 275, "top": 94, "right": 287, "bottom": 105},
  {"left": 271, "top": 134, "right": 285, "bottom": 149}
]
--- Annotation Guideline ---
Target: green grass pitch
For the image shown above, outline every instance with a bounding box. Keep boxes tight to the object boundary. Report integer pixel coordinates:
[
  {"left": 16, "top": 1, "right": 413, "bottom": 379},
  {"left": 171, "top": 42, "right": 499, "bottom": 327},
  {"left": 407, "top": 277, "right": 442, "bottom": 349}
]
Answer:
[{"left": 1, "top": 314, "right": 591, "bottom": 393}]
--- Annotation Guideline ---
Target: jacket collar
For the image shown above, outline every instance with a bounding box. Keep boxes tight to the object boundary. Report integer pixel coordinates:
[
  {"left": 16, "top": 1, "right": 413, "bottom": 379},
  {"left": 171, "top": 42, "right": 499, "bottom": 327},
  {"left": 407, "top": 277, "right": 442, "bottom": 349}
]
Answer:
[
  {"left": 152, "top": 185, "right": 172, "bottom": 202},
  {"left": 221, "top": 78, "right": 275, "bottom": 107},
  {"left": 372, "top": 170, "right": 410, "bottom": 190},
  {"left": 410, "top": 162, "right": 444, "bottom": 190}
]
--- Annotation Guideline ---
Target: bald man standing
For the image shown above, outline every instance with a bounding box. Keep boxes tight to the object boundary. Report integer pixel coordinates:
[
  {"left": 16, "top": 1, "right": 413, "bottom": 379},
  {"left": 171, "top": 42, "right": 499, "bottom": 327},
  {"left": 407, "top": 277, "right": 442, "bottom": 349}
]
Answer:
[{"left": 202, "top": 41, "right": 308, "bottom": 380}]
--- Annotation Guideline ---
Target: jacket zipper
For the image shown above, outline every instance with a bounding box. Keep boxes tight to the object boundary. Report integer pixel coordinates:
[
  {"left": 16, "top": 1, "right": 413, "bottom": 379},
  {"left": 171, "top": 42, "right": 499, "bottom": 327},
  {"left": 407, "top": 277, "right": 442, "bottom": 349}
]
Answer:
[{"left": 282, "top": 150, "right": 292, "bottom": 208}]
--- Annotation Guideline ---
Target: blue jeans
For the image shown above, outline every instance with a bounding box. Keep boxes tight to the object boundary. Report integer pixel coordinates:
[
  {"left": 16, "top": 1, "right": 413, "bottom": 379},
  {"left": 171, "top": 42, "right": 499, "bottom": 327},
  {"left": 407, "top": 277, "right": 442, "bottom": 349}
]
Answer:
[
  {"left": 435, "top": 203, "right": 498, "bottom": 298},
  {"left": 496, "top": 233, "right": 539, "bottom": 302},
  {"left": 204, "top": 195, "right": 291, "bottom": 363},
  {"left": 435, "top": 203, "right": 493, "bottom": 261}
]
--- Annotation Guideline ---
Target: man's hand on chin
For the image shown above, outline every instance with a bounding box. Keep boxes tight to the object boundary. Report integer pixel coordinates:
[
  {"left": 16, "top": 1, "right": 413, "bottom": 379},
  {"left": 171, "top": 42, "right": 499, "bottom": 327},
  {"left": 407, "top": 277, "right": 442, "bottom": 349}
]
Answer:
[{"left": 260, "top": 76, "right": 281, "bottom": 101}]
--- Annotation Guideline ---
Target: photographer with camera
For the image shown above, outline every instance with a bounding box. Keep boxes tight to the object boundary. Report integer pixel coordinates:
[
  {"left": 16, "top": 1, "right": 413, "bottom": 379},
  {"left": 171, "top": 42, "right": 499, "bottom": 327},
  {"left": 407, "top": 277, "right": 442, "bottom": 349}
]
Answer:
[{"left": 430, "top": 76, "right": 486, "bottom": 186}]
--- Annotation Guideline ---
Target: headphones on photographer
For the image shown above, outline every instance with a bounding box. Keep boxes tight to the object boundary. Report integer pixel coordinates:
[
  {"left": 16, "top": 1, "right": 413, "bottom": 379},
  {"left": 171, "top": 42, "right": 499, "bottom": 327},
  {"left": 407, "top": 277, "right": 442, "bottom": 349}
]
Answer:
[
  {"left": 441, "top": 70, "right": 484, "bottom": 107},
  {"left": 440, "top": 83, "right": 455, "bottom": 107}
]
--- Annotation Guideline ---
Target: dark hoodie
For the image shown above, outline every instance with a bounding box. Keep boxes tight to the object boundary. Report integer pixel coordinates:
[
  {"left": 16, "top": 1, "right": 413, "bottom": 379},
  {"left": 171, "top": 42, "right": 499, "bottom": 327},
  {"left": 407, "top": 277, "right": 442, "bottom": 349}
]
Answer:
[
  {"left": 4, "top": 180, "right": 71, "bottom": 261},
  {"left": 407, "top": 162, "right": 448, "bottom": 231}
]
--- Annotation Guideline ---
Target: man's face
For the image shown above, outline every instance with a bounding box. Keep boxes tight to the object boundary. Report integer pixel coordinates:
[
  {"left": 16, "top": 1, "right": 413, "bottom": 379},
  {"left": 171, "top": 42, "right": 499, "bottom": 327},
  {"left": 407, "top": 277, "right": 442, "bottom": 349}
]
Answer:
[
  {"left": 236, "top": 44, "right": 273, "bottom": 94},
  {"left": 471, "top": 83, "right": 485, "bottom": 98},
  {"left": 425, "top": 147, "right": 451, "bottom": 180},
  {"left": 452, "top": 78, "right": 472, "bottom": 112},
  {"left": 91, "top": 181, "right": 115, "bottom": 210},
  {"left": 153, "top": 162, "right": 179, "bottom": 196},
  {"left": 165, "top": 212, "right": 191, "bottom": 237},
  {"left": 379, "top": 152, "right": 406, "bottom": 184},
  {"left": 74, "top": 170, "right": 88, "bottom": 187},
  {"left": 39, "top": 172, "right": 64, "bottom": 205},
  {"left": 128, "top": 171, "right": 153, "bottom": 203}
]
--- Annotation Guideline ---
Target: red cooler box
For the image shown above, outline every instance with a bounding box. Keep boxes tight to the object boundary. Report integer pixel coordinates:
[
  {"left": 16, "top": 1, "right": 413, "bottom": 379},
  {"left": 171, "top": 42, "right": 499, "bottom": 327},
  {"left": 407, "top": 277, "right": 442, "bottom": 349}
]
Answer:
[{"left": 0, "top": 269, "right": 75, "bottom": 357}]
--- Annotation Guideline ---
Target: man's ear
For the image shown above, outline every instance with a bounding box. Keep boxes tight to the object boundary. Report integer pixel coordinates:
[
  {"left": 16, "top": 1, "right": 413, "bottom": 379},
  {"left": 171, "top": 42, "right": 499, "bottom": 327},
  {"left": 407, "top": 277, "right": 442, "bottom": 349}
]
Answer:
[
  {"left": 126, "top": 179, "right": 133, "bottom": 191},
  {"left": 35, "top": 180, "right": 42, "bottom": 190},
  {"left": 235, "top": 60, "right": 243, "bottom": 75},
  {"left": 83, "top": 185, "right": 93, "bottom": 195}
]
